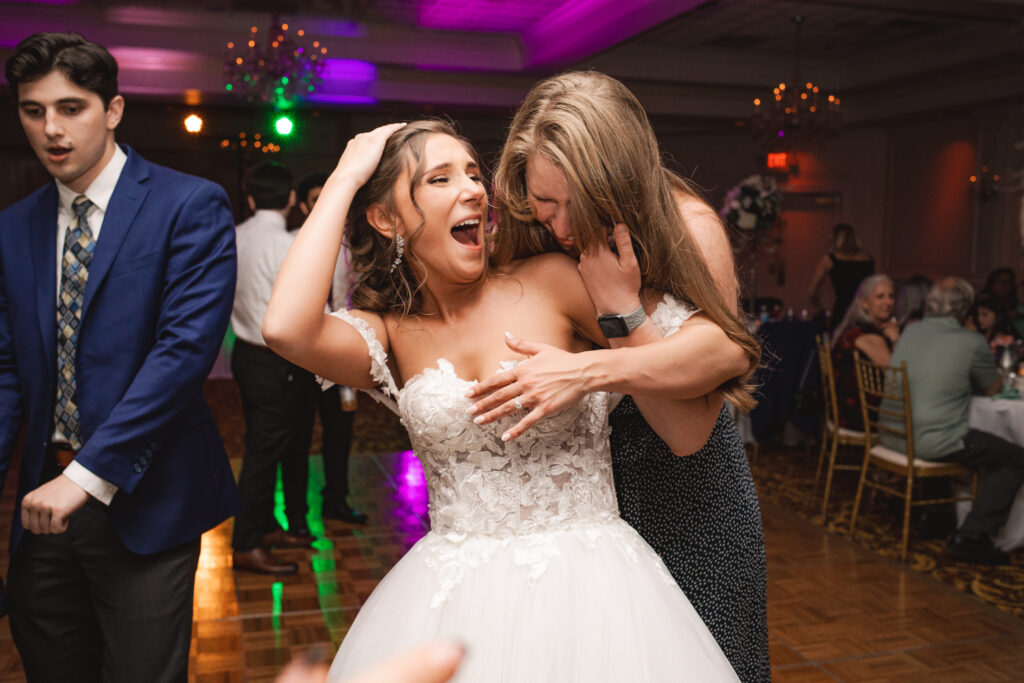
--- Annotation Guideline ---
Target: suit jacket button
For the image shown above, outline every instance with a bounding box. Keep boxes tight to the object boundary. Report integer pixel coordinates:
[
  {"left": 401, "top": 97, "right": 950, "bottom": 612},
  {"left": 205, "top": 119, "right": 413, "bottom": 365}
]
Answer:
[
  {"left": 144, "top": 448, "right": 153, "bottom": 459},
  {"left": 133, "top": 464, "right": 143, "bottom": 473}
]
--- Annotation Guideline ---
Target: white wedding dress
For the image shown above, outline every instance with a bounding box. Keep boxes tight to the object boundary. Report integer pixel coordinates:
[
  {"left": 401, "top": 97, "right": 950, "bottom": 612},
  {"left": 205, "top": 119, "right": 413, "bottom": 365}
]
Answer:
[{"left": 326, "top": 296, "right": 738, "bottom": 682}]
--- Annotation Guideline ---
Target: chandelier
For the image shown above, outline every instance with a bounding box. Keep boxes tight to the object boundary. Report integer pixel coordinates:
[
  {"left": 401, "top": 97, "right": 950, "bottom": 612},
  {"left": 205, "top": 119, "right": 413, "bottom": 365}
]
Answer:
[
  {"left": 224, "top": 15, "right": 327, "bottom": 106},
  {"left": 752, "top": 15, "right": 840, "bottom": 155}
]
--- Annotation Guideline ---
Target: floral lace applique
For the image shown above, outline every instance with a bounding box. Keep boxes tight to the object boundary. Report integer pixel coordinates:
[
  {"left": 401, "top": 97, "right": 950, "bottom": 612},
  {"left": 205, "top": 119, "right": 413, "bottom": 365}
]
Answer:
[{"left": 317, "top": 309, "right": 400, "bottom": 415}]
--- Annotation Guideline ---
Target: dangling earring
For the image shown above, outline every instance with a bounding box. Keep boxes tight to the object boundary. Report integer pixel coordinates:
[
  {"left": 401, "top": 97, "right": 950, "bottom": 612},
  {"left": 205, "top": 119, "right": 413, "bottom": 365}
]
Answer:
[{"left": 390, "top": 234, "right": 405, "bottom": 273}]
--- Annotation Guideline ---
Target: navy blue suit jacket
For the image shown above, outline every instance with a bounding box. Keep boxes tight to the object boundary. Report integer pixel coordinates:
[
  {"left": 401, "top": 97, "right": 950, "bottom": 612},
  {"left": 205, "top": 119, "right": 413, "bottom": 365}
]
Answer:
[{"left": 0, "top": 145, "right": 240, "bottom": 613}]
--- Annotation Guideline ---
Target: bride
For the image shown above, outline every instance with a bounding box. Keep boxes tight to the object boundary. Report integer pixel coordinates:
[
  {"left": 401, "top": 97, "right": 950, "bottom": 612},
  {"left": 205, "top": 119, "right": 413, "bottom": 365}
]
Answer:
[{"left": 263, "top": 120, "right": 747, "bottom": 681}]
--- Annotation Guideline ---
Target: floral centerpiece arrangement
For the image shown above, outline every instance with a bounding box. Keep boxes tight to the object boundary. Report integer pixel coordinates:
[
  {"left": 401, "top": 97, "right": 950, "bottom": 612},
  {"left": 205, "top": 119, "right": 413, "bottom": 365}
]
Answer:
[
  {"left": 719, "top": 174, "right": 781, "bottom": 240},
  {"left": 720, "top": 175, "right": 784, "bottom": 310}
]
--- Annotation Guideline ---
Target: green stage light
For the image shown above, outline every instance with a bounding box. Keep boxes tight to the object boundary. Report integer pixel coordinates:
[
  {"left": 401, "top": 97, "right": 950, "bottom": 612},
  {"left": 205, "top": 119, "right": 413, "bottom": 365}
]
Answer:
[{"left": 274, "top": 115, "right": 294, "bottom": 136}]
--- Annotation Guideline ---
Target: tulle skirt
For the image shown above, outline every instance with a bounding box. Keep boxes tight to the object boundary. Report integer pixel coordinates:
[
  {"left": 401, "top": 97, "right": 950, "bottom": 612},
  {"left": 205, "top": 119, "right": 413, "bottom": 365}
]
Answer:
[{"left": 328, "top": 519, "right": 738, "bottom": 682}]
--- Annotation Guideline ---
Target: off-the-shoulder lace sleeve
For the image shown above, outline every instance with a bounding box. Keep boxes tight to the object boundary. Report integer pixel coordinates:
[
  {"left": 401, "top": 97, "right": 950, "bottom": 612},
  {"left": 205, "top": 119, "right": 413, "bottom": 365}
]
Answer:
[
  {"left": 650, "top": 293, "right": 699, "bottom": 337},
  {"left": 319, "top": 309, "right": 401, "bottom": 414}
]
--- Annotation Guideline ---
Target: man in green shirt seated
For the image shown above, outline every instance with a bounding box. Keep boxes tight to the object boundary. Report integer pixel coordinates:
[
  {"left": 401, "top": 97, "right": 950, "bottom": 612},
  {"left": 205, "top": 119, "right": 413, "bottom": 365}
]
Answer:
[{"left": 881, "top": 278, "right": 1024, "bottom": 565}]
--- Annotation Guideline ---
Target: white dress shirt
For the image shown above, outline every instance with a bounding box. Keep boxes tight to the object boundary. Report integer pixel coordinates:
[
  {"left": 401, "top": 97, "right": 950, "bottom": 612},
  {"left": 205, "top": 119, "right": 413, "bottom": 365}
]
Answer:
[
  {"left": 53, "top": 146, "right": 128, "bottom": 505},
  {"left": 231, "top": 209, "right": 297, "bottom": 347},
  {"left": 232, "top": 209, "right": 351, "bottom": 344}
]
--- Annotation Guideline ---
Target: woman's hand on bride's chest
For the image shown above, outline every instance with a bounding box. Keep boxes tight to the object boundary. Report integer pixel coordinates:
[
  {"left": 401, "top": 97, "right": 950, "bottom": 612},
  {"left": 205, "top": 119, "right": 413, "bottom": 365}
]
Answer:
[{"left": 385, "top": 277, "right": 589, "bottom": 387}]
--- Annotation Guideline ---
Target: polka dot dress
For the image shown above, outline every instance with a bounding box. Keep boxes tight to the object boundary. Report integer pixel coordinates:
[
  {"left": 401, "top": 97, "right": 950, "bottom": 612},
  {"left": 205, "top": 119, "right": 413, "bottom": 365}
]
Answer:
[{"left": 610, "top": 399, "right": 770, "bottom": 683}]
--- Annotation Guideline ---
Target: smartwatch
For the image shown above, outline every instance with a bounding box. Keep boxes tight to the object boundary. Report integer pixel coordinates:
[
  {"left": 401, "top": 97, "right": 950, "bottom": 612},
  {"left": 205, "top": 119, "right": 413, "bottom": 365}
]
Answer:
[{"left": 597, "top": 305, "right": 647, "bottom": 338}]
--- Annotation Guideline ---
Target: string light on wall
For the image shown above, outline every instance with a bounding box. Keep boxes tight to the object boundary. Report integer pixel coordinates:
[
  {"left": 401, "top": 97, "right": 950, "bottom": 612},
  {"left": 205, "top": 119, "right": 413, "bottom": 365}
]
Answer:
[
  {"left": 224, "top": 15, "right": 327, "bottom": 106},
  {"left": 219, "top": 131, "right": 282, "bottom": 154},
  {"left": 970, "top": 165, "right": 1001, "bottom": 201},
  {"left": 752, "top": 15, "right": 841, "bottom": 156}
]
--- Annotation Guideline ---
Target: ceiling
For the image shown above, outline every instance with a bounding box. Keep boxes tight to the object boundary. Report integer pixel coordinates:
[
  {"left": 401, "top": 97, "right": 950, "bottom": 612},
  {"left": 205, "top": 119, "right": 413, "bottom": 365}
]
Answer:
[{"left": 1, "top": 0, "right": 1022, "bottom": 123}]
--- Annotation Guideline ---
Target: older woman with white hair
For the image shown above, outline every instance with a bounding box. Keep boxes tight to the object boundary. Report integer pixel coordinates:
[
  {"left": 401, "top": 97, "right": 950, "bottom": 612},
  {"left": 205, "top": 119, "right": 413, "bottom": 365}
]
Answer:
[{"left": 831, "top": 273, "right": 900, "bottom": 430}]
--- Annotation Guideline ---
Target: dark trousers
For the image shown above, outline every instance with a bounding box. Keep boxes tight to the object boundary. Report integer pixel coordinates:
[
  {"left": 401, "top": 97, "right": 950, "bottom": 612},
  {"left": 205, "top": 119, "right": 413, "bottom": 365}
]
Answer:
[
  {"left": 231, "top": 340, "right": 316, "bottom": 550},
  {"left": 318, "top": 384, "right": 355, "bottom": 508},
  {"left": 9, "top": 464, "right": 200, "bottom": 683},
  {"left": 940, "top": 428, "right": 1024, "bottom": 540}
]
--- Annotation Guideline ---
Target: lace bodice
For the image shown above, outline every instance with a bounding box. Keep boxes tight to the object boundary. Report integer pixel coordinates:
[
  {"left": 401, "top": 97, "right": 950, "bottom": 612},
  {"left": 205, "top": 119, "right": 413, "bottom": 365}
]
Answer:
[
  {"left": 401, "top": 358, "right": 617, "bottom": 536},
  {"left": 327, "top": 294, "right": 697, "bottom": 539},
  {"left": 328, "top": 312, "right": 619, "bottom": 538}
]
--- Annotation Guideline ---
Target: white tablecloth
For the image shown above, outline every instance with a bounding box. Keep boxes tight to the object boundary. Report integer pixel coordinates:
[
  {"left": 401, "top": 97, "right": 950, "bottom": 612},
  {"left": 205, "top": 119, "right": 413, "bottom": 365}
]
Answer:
[{"left": 955, "top": 396, "right": 1024, "bottom": 550}]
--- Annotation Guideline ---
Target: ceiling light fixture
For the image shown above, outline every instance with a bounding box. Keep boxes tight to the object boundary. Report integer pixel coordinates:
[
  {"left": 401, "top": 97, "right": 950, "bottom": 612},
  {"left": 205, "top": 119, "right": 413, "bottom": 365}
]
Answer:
[
  {"left": 751, "top": 15, "right": 841, "bottom": 156},
  {"left": 224, "top": 15, "right": 327, "bottom": 106}
]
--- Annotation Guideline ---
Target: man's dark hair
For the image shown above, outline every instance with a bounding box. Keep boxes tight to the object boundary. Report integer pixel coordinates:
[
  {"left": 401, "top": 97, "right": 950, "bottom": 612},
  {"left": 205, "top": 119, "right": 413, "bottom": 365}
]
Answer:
[
  {"left": 297, "top": 172, "right": 329, "bottom": 206},
  {"left": 5, "top": 32, "right": 119, "bottom": 107},
  {"left": 244, "top": 162, "right": 293, "bottom": 210}
]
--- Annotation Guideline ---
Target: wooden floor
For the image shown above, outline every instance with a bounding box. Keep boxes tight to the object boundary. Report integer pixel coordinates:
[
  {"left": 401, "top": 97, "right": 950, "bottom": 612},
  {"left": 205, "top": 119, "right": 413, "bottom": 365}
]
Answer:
[{"left": 1, "top": 447, "right": 1022, "bottom": 682}]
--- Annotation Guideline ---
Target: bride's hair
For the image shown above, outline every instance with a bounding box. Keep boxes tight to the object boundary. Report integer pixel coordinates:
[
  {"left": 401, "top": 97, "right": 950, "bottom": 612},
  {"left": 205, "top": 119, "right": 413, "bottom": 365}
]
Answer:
[
  {"left": 345, "top": 119, "right": 482, "bottom": 317},
  {"left": 491, "top": 70, "right": 760, "bottom": 411}
]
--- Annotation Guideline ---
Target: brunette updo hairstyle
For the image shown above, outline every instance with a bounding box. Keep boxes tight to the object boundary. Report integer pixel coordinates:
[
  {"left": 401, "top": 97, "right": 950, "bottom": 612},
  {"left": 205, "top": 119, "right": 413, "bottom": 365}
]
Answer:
[{"left": 344, "top": 119, "right": 482, "bottom": 317}]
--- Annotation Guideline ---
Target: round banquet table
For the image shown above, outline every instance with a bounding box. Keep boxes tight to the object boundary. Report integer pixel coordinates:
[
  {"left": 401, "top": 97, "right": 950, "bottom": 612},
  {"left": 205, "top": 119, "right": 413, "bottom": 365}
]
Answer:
[{"left": 954, "top": 395, "right": 1024, "bottom": 551}]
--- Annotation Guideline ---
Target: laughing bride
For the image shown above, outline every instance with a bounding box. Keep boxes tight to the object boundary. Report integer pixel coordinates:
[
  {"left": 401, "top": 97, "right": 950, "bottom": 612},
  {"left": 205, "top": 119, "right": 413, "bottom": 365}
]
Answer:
[{"left": 263, "top": 120, "right": 750, "bottom": 681}]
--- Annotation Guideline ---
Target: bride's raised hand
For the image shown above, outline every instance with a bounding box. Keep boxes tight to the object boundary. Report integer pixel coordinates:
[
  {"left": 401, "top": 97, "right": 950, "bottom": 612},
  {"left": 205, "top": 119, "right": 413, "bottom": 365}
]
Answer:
[
  {"left": 466, "top": 333, "right": 594, "bottom": 441},
  {"left": 332, "top": 122, "right": 407, "bottom": 189}
]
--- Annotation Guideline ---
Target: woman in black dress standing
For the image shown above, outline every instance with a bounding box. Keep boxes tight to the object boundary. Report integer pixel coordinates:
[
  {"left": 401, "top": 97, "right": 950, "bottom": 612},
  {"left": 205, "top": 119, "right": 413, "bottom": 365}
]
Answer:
[
  {"left": 809, "top": 223, "right": 875, "bottom": 330},
  {"left": 469, "top": 71, "right": 770, "bottom": 682}
]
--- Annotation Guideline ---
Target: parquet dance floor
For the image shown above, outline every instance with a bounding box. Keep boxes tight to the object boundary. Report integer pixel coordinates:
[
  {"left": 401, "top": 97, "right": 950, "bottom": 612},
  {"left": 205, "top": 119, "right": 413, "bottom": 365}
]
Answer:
[{"left": 0, "top": 381, "right": 1020, "bottom": 681}]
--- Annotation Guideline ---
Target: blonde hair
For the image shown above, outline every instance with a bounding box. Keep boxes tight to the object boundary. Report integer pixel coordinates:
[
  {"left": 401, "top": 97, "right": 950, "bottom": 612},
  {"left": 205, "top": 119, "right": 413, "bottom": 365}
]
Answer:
[
  {"left": 492, "top": 71, "right": 760, "bottom": 410},
  {"left": 345, "top": 120, "right": 483, "bottom": 317}
]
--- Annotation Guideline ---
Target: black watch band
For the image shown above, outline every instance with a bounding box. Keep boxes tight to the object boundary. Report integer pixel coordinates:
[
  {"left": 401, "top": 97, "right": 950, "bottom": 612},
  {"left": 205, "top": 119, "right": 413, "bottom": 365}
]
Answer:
[{"left": 597, "top": 305, "right": 647, "bottom": 338}]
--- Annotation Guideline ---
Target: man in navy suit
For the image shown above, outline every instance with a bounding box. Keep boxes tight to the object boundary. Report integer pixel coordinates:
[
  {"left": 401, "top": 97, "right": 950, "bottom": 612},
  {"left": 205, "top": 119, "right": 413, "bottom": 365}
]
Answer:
[{"left": 0, "top": 33, "right": 239, "bottom": 681}]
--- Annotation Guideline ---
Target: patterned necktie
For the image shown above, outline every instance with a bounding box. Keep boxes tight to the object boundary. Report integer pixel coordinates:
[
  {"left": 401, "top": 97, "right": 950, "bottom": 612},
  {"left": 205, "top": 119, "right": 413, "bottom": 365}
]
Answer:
[{"left": 54, "top": 195, "right": 96, "bottom": 450}]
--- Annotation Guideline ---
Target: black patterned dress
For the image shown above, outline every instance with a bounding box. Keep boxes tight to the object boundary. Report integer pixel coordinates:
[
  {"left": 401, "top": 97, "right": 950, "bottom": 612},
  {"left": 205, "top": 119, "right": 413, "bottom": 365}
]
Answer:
[{"left": 610, "top": 399, "right": 770, "bottom": 682}]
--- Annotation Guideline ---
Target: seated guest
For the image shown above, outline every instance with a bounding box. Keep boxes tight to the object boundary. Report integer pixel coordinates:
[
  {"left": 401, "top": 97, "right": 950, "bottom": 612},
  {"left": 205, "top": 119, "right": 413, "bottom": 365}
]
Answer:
[
  {"left": 831, "top": 274, "right": 899, "bottom": 429},
  {"left": 895, "top": 274, "right": 932, "bottom": 331},
  {"left": 981, "top": 267, "right": 1018, "bottom": 310},
  {"left": 881, "top": 278, "right": 1024, "bottom": 565},
  {"left": 966, "top": 294, "right": 1017, "bottom": 352},
  {"left": 980, "top": 267, "right": 1022, "bottom": 338}
]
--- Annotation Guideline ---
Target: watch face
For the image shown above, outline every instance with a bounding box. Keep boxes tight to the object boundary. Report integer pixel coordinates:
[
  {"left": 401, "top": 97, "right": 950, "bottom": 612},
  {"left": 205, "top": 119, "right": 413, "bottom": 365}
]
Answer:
[{"left": 598, "top": 315, "right": 630, "bottom": 338}]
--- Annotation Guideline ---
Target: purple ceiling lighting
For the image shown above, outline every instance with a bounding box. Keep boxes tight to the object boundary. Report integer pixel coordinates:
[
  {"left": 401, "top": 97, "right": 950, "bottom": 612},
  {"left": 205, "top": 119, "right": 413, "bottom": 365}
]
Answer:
[
  {"left": 415, "top": 0, "right": 699, "bottom": 69},
  {"left": 0, "top": 0, "right": 78, "bottom": 5},
  {"left": 322, "top": 58, "right": 376, "bottom": 82},
  {"left": 308, "top": 94, "right": 376, "bottom": 104},
  {"left": 307, "top": 58, "right": 376, "bottom": 105},
  {"left": 416, "top": 0, "right": 556, "bottom": 33},
  {"left": 522, "top": 0, "right": 704, "bottom": 67},
  {"left": 108, "top": 46, "right": 209, "bottom": 72}
]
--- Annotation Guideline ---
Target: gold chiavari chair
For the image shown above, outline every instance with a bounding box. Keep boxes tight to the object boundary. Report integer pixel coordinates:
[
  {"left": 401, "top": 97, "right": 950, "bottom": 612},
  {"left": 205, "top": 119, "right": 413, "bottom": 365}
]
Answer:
[
  {"left": 810, "top": 334, "right": 873, "bottom": 519},
  {"left": 849, "top": 352, "right": 978, "bottom": 561}
]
